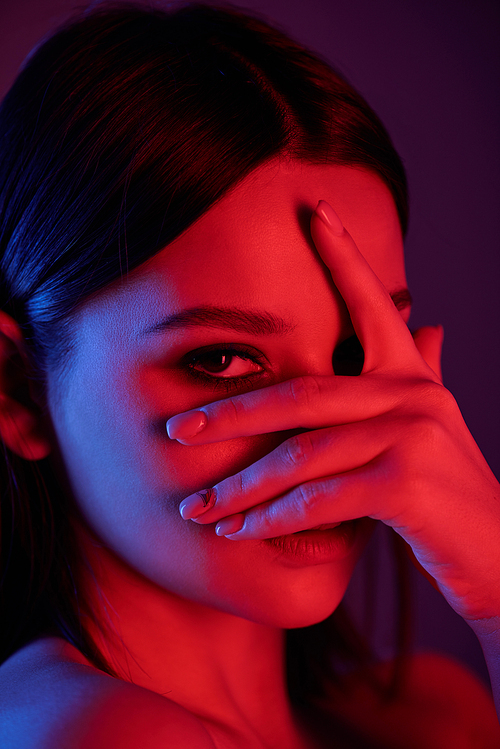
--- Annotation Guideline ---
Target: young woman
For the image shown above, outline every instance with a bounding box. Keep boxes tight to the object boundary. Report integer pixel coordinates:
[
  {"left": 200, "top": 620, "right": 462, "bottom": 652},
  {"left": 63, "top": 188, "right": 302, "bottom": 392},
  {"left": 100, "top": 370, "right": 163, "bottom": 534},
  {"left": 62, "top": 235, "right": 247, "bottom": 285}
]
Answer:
[{"left": 0, "top": 4, "right": 498, "bottom": 747}]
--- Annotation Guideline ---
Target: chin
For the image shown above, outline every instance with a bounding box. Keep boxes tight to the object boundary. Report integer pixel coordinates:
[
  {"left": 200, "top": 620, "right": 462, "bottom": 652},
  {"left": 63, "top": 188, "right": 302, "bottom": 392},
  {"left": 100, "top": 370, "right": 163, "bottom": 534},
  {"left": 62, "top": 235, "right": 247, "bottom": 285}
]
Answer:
[
  {"left": 277, "top": 587, "right": 348, "bottom": 630},
  {"left": 220, "top": 569, "right": 352, "bottom": 630},
  {"left": 244, "top": 594, "right": 346, "bottom": 630}
]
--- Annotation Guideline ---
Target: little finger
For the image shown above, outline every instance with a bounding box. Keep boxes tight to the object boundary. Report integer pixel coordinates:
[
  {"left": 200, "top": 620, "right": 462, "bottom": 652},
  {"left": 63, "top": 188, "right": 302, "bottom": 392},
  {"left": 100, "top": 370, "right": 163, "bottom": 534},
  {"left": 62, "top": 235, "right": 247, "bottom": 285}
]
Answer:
[
  {"left": 179, "top": 420, "right": 391, "bottom": 522},
  {"left": 214, "top": 462, "right": 395, "bottom": 539}
]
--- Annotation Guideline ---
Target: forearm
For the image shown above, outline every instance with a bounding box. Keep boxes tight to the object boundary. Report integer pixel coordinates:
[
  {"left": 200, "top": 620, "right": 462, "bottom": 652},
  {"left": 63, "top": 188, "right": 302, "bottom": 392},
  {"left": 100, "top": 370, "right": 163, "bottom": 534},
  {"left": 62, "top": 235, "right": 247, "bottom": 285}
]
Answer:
[{"left": 470, "top": 616, "right": 500, "bottom": 720}]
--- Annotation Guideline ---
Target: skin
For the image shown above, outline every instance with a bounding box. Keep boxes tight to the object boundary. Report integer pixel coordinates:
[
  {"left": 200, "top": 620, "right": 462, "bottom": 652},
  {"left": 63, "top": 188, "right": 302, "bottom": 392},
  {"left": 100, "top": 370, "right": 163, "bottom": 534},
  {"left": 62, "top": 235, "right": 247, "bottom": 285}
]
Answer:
[{"left": 0, "top": 160, "right": 499, "bottom": 746}]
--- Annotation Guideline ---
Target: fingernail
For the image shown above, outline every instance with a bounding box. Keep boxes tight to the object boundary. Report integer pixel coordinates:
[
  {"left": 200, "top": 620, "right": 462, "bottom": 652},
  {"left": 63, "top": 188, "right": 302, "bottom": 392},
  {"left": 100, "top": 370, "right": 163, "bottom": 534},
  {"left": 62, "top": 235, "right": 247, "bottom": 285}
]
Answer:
[
  {"left": 215, "top": 514, "right": 245, "bottom": 537},
  {"left": 167, "top": 411, "right": 207, "bottom": 441},
  {"left": 315, "top": 200, "right": 344, "bottom": 236},
  {"left": 179, "top": 487, "right": 216, "bottom": 520}
]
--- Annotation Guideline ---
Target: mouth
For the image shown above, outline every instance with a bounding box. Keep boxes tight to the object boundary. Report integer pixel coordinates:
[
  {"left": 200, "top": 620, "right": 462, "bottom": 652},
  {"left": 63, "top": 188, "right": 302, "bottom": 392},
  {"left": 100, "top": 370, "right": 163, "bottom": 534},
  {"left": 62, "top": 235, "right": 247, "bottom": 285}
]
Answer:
[
  {"left": 294, "top": 522, "right": 343, "bottom": 532},
  {"left": 263, "top": 519, "right": 365, "bottom": 566}
]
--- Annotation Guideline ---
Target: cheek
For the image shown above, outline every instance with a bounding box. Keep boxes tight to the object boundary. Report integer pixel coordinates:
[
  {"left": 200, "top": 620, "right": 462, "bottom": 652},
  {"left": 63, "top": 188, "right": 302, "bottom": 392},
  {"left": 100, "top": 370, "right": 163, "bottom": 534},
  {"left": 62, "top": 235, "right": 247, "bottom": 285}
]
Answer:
[
  {"left": 57, "top": 418, "right": 302, "bottom": 611},
  {"left": 81, "top": 363, "right": 293, "bottom": 512},
  {"left": 50, "top": 366, "right": 287, "bottom": 556},
  {"left": 51, "top": 375, "right": 366, "bottom": 626}
]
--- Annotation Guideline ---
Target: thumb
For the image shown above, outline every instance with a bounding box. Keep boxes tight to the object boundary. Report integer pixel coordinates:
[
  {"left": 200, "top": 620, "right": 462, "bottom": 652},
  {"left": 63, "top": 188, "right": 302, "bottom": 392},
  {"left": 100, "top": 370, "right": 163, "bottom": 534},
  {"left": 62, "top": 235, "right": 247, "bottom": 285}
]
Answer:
[{"left": 412, "top": 325, "right": 444, "bottom": 382}]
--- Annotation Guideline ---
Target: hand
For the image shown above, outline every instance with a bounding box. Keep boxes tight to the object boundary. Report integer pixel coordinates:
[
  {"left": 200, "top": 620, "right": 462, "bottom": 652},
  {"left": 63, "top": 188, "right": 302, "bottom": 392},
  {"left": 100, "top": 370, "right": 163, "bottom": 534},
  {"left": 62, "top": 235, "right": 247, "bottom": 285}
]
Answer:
[{"left": 167, "top": 201, "right": 500, "bottom": 626}]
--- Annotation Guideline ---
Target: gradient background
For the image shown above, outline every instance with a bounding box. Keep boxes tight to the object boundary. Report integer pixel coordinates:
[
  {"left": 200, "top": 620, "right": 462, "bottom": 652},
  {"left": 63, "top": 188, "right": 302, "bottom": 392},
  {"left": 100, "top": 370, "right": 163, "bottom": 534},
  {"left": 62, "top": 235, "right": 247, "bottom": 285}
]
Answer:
[{"left": 1, "top": 0, "right": 498, "bottom": 686}]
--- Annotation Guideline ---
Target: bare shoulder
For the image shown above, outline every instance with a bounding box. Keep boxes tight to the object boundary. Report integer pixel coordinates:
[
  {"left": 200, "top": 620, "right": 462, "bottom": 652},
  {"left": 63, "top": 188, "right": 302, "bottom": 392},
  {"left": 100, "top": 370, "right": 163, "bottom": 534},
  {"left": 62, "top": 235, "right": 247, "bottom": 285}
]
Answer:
[
  {"left": 400, "top": 651, "right": 500, "bottom": 746},
  {"left": 0, "top": 637, "right": 216, "bottom": 749},
  {"left": 325, "top": 650, "right": 500, "bottom": 749},
  {"left": 400, "top": 651, "right": 495, "bottom": 707}
]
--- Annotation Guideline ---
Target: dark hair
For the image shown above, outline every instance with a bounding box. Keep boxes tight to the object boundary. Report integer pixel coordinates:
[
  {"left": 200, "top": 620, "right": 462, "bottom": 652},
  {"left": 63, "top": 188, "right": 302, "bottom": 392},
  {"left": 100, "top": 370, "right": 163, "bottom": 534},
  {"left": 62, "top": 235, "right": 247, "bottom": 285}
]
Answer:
[{"left": 0, "top": 1, "right": 410, "bottom": 704}]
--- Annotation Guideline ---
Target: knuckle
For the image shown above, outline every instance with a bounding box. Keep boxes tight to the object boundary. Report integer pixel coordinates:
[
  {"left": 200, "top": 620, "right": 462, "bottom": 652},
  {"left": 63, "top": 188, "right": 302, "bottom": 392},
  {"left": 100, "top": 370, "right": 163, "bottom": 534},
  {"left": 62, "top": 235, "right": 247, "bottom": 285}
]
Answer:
[
  {"left": 287, "top": 375, "right": 321, "bottom": 413},
  {"left": 397, "top": 411, "right": 449, "bottom": 458},
  {"left": 213, "top": 470, "right": 247, "bottom": 516},
  {"left": 400, "top": 410, "right": 446, "bottom": 450},
  {"left": 223, "top": 392, "right": 249, "bottom": 428},
  {"left": 221, "top": 470, "right": 245, "bottom": 503},
  {"left": 246, "top": 499, "right": 282, "bottom": 538},
  {"left": 420, "top": 415, "right": 449, "bottom": 450},
  {"left": 433, "top": 384, "right": 459, "bottom": 416},
  {"left": 404, "top": 381, "right": 459, "bottom": 441},
  {"left": 259, "top": 506, "right": 280, "bottom": 537},
  {"left": 295, "top": 480, "right": 323, "bottom": 513},
  {"left": 412, "top": 379, "right": 458, "bottom": 414},
  {"left": 282, "top": 431, "right": 315, "bottom": 468}
]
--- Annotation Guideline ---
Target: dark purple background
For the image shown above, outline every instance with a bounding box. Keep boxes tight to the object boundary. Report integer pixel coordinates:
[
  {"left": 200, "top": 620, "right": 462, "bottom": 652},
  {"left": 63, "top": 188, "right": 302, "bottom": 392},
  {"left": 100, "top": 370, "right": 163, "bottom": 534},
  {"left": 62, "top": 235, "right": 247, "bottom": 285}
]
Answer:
[{"left": 1, "top": 0, "right": 498, "bottom": 685}]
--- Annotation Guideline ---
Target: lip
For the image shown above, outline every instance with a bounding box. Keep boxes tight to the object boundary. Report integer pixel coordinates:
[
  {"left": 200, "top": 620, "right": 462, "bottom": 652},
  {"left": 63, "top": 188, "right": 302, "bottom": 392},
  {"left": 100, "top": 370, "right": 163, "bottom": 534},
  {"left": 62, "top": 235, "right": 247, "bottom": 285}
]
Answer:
[{"left": 262, "top": 519, "right": 361, "bottom": 566}]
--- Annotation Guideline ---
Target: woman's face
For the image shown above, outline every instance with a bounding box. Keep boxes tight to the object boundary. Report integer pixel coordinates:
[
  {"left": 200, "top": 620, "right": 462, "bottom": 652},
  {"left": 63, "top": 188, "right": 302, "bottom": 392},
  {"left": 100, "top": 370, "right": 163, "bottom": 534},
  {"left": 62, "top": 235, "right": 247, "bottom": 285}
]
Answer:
[{"left": 47, "top": 161, "right": 409, "bottom": 628}]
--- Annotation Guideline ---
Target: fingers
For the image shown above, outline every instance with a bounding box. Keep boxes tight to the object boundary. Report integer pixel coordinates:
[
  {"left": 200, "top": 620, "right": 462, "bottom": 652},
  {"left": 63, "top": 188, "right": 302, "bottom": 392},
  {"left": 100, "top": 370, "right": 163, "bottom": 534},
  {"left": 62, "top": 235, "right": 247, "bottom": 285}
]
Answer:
[
  {"left": 178, "top": 417, "right": 394, "bottom": 523},
  {"left": 213, "top": 462, "right": 396, "bottom": 539},
  {"left": 311, "top": 201, "right": 414, "bottom": 371},
  {"left": 166, "top": 200, "right": 440, "bottom": 446},
  {"left": 167, "top": 374, "right": 412, "bottom": 444},
  {"left": 412, "top": 325, "right": 444, "bottom": 382}
]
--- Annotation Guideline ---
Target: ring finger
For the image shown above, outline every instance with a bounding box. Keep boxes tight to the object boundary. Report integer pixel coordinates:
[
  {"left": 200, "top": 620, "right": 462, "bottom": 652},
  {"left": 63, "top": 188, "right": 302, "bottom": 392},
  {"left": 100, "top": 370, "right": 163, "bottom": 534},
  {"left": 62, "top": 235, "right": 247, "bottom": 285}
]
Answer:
[{"left": 179, "top": 416, "right": 395, "bottom": 523}]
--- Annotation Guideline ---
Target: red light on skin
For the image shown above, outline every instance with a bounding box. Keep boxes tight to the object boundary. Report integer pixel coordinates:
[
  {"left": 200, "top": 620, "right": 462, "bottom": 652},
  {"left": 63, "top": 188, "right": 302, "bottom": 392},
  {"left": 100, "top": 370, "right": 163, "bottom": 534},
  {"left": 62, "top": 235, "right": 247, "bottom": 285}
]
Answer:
[{"left": 44, "top": 160, "right": 410, "bottom": 741}]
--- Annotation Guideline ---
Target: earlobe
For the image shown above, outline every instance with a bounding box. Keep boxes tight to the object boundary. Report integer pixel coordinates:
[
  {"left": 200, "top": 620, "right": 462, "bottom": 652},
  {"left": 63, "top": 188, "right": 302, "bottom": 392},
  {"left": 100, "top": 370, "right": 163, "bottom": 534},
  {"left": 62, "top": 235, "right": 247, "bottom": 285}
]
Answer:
[{"left": 0, "top": 310, "right": 52, "bottom": 461}]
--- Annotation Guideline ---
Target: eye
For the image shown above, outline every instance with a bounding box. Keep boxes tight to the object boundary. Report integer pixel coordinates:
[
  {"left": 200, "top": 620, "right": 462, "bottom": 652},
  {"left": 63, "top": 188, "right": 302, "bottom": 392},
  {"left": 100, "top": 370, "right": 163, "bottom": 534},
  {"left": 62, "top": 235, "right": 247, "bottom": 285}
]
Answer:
[
  {"left": 183, "top": 344, "right": 267, "bottom": 391},
  {"left": 190, "top": 349, "right": 263, "bottom": 377}
]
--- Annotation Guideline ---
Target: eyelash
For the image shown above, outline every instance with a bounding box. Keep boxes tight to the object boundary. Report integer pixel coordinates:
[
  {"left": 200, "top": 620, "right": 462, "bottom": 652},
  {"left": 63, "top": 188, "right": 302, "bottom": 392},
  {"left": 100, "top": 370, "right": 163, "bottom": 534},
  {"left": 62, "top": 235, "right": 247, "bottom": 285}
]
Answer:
[
  {"left": 184, "top": 344, "right": 267, "bottom": 393},
  {"left": 182, "top": 335, "right": 366, "bottom": 392}
]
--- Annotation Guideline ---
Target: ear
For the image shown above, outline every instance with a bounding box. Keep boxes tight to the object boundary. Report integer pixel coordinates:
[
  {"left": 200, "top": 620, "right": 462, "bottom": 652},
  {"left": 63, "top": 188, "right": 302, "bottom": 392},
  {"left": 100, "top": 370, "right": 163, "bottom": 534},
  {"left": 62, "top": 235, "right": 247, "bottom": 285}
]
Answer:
[{"left": 0, "top": 310, "right": 52, "bottom": 461}]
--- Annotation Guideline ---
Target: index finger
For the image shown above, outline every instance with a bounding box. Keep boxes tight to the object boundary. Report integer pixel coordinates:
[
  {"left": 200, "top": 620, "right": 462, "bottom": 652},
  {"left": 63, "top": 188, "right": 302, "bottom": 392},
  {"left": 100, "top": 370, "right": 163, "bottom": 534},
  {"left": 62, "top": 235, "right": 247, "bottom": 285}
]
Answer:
[
  {"left": 311, "top": 201, "right": 414, "bottom": 372},
  {"left": 166, "top": 373, "right": 402, "bottom": 444}
]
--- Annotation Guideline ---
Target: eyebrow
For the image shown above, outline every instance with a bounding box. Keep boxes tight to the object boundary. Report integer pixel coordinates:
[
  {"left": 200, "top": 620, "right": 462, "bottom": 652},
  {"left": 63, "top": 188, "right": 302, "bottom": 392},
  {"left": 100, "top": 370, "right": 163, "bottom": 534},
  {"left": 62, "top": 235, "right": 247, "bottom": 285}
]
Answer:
[
  {"left": 140, "top": 306, "right": 296, "bottom": 337},
  {"left": 140, "top": 289, "right": 412, "bottom": 337}
]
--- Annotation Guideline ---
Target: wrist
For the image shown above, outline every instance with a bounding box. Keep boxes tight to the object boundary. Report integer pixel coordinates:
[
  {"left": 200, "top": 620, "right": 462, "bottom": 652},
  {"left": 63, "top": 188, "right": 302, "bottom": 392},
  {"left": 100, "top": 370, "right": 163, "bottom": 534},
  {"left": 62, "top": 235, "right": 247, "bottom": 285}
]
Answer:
[
  {"left": 468, "top": 615, "right": 500, "bottom": 641},
  {"left": 467, "top": 615, "right": 500, "bottom": 719}
]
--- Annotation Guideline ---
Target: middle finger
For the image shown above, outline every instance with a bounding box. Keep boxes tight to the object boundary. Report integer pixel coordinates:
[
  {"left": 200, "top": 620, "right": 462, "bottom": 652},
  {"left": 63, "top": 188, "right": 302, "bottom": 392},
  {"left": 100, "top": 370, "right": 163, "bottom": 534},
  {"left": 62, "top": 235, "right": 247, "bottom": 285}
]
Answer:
[
  {"left": 311, "top": 202, "right": 415, "bottom": 372},
  {"left": 178, "top": 416, "right": 392, "bottom": 522}
]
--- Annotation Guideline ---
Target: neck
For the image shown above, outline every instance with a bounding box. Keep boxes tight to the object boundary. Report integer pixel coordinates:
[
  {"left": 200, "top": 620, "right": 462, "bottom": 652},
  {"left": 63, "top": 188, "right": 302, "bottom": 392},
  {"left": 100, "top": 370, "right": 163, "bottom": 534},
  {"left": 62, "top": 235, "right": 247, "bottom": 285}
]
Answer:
[{"left": 77, "top": 530, "right": 306, "bottom": 746}]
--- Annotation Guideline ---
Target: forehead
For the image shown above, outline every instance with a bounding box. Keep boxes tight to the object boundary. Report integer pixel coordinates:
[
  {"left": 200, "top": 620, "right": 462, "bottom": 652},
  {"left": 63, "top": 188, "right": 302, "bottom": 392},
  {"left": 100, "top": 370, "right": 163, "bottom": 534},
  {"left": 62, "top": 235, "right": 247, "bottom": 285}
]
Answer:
[{"left": 76, "top": 161, "right": 406, "bottom": 339}]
